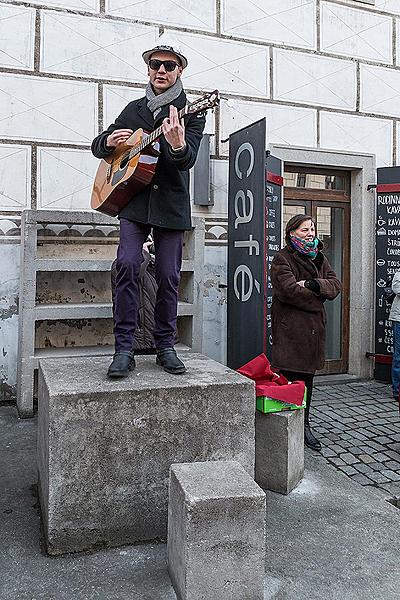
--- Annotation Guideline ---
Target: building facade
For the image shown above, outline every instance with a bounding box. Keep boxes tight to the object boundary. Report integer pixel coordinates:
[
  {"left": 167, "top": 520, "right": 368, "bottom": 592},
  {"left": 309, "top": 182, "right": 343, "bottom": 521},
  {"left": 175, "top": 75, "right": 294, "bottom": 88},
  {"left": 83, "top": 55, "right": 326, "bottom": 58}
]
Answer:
[{"left": 1, "top": 0, "right": 399, "bottom": 400}]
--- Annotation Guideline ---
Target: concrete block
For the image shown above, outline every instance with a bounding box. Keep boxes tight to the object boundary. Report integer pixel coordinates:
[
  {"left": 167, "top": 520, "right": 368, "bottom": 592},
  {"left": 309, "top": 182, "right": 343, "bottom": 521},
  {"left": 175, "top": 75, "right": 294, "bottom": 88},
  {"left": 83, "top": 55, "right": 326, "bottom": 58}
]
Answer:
[
  {"left": 37, "top": 148, "right": 98, "bottom": 211},
  {"left": 274, "top": 49, "right": 356, "bottom": 110},
  {"left": 37, "top": 353, "right": 255, "bottom": 555},
  {"left": 167, "top": 461, "right": 266, "bottom": 600},
  {"left": 107, "top": 0, "right": 216, "bottom": 32},
  {"left": 41, "top": 13, "right": 157, "bottom": 82},
  {"left": 320, "top": 111, "right": 392, "bottom": 169},
  {"left": 172, "top": 31, "right": 269, "bottom": 98},
  {"left": 220, "top": 98, "right": 316, "bottom": 156},
  {"left": 0, "top": 144, "right": 31, "bottom": 211},
  {"left": 321, "top": 3, "right": 392, "bottom": 64},
  {"left": 222, "top": 0, "right": 316, "bottom": 49},
  {"left": 255, "top": 409, "right": 304, "bottom": 495}
]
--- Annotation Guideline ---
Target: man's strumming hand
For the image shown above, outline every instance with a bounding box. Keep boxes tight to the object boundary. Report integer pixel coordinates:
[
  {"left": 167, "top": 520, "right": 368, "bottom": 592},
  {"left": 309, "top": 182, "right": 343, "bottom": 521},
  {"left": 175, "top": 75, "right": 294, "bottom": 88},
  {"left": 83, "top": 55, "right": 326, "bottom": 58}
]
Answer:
[{"left": 106, "top": 129, "right": 133, "bottom": 148}]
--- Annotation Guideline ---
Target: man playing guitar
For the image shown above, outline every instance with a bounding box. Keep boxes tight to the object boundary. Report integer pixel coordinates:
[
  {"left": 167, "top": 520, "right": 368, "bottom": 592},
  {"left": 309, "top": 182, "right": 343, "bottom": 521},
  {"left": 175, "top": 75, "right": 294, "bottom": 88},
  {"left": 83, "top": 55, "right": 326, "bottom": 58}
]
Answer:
[{"left": 92, "top": 39, "right": 206, "bottom": 377}]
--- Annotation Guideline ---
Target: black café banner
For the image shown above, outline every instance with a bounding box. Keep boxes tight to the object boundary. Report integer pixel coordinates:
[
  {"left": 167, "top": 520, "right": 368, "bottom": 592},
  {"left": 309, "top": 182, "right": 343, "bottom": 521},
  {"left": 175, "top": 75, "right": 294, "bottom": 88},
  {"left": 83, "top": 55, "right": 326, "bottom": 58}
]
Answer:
[{"left": 227, "top": 119, "right": 282, "bottom": 370}]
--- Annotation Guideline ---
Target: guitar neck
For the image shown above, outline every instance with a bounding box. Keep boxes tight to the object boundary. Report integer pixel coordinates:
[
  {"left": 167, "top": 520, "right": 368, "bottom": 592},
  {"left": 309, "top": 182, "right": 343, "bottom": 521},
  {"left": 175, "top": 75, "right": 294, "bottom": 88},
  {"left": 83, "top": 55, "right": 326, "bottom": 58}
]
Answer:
[{"left": 137, "top": 105, "right": 188, "bottom": 153}]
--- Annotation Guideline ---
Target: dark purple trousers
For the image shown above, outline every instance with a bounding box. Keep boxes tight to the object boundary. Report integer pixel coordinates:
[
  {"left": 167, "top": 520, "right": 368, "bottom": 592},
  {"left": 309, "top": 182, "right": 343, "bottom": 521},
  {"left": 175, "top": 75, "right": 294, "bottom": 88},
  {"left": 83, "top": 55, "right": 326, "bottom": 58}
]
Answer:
[{"left": 114, "top": 218, "right": 183, "bottom": 352}]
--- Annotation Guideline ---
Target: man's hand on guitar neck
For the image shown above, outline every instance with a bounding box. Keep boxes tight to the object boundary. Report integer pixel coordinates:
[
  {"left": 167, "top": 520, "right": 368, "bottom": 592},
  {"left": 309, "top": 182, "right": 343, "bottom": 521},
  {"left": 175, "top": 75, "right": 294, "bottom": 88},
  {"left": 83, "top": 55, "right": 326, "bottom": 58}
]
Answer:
[
  {"left": 106, "top": 129, "right": 133, "bottom": 148},
  {"left": 162, "top": 106, "right": 186, "bottom": 152}
]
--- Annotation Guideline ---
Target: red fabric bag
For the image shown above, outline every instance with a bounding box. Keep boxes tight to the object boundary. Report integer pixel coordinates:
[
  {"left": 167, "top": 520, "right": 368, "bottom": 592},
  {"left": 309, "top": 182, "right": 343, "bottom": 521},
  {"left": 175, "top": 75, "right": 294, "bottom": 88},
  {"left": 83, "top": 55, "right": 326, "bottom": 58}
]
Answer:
[{"left": 237, "top": 353, "right": 305, "bottom": 407}]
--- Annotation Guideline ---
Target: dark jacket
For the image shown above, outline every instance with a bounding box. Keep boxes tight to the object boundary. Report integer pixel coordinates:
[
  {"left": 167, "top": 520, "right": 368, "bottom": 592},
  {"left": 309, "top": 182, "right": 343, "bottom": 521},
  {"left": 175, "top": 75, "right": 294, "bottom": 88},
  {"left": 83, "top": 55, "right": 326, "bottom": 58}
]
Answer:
[
  {"left": 91, "top": 90, "right": 206, "bottom": 231},
  {"left": 270, "top": 245, "right": 342, "bottom": 374}
]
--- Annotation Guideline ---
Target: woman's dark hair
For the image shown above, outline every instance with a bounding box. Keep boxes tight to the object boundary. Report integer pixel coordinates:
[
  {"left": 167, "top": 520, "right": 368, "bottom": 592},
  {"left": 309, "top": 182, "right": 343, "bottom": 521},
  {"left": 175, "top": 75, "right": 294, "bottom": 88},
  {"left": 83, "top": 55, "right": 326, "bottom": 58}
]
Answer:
[{"left": 285, "top": 214, "right": 315, "bottom": 246}]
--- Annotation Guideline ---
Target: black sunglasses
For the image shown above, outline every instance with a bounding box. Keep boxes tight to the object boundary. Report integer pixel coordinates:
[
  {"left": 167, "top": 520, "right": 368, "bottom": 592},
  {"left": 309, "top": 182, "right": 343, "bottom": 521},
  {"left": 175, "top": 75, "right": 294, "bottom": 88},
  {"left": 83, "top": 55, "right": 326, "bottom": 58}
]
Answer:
[{"left": 149, "top": 59, "right": 179, "bottom": 72}]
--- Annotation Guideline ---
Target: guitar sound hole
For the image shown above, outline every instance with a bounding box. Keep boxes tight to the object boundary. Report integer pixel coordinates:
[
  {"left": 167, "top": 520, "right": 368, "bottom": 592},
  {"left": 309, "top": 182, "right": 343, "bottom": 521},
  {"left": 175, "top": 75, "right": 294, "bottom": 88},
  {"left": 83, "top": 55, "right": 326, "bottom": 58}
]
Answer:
[{"left": 120, "top": 155, "right": 129, "bottom": 170}]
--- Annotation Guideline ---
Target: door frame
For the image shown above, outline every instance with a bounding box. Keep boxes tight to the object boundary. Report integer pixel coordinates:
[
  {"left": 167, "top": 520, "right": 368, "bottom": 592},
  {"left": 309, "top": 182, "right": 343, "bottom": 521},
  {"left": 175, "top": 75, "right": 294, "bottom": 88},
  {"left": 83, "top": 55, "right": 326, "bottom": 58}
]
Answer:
[{"left": 270, "top": 144, "right": 376, "bottom": 379}]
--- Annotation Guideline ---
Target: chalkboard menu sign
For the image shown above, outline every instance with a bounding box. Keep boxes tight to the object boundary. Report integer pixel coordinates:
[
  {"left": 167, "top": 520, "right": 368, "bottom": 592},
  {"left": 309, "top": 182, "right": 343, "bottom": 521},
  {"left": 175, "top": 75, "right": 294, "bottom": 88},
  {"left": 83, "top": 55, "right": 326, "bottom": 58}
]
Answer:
[
  {"left": 374, "top": 166, "right": 400, "bottom": 381},
  {"left": 265, "top": 154, "right": 283, "bottom": 361}
]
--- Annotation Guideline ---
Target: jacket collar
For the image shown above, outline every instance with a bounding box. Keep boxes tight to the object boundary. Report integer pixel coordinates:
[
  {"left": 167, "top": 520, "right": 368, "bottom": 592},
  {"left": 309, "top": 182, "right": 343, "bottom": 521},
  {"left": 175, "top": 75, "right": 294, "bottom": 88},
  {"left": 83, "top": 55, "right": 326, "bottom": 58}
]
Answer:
[{"left": 137, "top": 97, "right": 154, "bottom": 130}]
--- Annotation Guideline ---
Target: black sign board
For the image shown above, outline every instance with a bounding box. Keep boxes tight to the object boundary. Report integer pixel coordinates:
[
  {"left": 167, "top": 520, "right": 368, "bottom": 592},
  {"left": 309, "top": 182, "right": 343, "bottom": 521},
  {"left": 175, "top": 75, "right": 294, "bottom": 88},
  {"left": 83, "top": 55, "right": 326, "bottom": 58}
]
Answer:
[
  {"left": 227, "top": 119, "right": 266, "bottom": 369},
  {"left": 265, "top": 154, "right": 283, "bottom": 361},
  {"left": 374, "top": 166, "right": 400, "bottom": 381}
]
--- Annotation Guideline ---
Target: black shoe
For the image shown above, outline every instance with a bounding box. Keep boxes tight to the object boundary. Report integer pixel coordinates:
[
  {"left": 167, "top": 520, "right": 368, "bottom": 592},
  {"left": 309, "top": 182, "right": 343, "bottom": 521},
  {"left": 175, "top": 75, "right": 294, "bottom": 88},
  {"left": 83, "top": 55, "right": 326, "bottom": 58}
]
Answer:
[
  {"left": 156, "top": 347, "right": 186, "bottom": 375},
  {"left": 107, "top": 352, "right": 135, "bottom": 378},
  {"left": 304, "top": 425, "right": 322, "bottom": 451}
]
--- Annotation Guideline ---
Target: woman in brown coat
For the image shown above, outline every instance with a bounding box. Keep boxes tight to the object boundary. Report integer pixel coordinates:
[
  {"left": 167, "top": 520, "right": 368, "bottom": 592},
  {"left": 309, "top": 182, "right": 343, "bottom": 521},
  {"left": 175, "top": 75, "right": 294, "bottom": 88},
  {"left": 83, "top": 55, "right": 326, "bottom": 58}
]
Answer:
[{"left": 271, "top": 214, "right": 342, "bottom": 451}]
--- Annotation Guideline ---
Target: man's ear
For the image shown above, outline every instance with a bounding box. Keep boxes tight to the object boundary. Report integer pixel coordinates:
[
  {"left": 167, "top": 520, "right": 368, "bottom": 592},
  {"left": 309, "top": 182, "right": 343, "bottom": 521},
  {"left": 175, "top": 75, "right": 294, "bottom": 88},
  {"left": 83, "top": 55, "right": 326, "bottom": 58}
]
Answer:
[{"left": 177, "top": 66, "right": 183, "bottom": 77}]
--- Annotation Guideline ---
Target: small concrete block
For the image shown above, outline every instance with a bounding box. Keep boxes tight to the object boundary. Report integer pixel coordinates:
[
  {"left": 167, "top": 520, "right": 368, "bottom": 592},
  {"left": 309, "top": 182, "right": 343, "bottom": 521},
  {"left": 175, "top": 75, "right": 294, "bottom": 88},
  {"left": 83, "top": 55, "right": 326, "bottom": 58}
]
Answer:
[
  {"left": 37, "top": 354, "right": 255, "bottom": 555},
  {"left": 255, "top": 409, "right": 304, "bottom": 494},
  {"left": 167, "top": 461, "right": 266, "bottom": 600}
]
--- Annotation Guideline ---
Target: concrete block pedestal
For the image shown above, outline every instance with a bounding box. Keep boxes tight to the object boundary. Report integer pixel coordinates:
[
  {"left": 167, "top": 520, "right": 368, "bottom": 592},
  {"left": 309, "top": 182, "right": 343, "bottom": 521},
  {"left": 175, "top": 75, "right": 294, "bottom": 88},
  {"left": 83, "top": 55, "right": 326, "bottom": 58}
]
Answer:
[
  {"left": 255, "top": 409, "right": 304, "bottom": 494},
  {"left": 167, "top": 461, "right": 266, "bottom": 600},
  {"left": 37, "top": 353, "right": 255, "bottom": 555}
]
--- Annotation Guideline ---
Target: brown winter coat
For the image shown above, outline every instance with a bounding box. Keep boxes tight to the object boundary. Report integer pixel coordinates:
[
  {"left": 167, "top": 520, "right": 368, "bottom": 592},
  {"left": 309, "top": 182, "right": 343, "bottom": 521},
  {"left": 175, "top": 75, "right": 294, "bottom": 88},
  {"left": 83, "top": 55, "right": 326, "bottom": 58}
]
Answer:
[{"left": 270, "top": 245, "right": 342, "bottom": 374}]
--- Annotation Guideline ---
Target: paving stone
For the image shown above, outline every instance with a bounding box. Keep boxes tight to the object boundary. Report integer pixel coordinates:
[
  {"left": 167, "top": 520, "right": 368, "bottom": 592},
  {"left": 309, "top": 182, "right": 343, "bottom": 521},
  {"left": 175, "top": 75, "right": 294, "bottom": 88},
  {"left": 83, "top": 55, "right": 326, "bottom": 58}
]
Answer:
[
  {"left": 359, "top": 454, "right": 375, "bottom": 464},
  {"left": 329, "top": 444, "right": 344, "bottom": 453},
  {"left": 374, "top": 436, "right": 394, "bottom": 445},
  {"left": 343, "top": 446, "right": 362, "bottom": 455},
  {"left": 384, "top": 450, "right": 400, "bottom": 461},
  {"left": 366, "top": 441, "right": 387, "bottom": 451},
  {"left": 369, "top": 462, "right": 388, "bottom": 472},
  {"left": 373, "top": 418, "right": 391, "bottom": 426},
  {"left": 355, "top": 463, "right": 375, "bottom": 476},
  {"left": 390, "top": 434, "right": 400, "bottom": 442},
  {"left": 371, "top": 452, "right": 392, "bottom": 463},
  {"left": 325, "top": 434, "right": 341, "bottom": 442},
  {"left": 380, "top": 480, "right": 400, "bottom": 496},
  {"left": 383, "top": 460, "right": 400, "bottom": 470},
  {"left": 320, "top": 448, "right": 337, "bottom": 458},
  {"left": 341, "top": 453, "right": 358, "bottom": 465},
  {"left": 358, "top": 429, "right": 376, "bottom": 439},
  {"left": 351, "top": 431, "right": 368, "bottom": 441},
  {"left": 368, "top": 472, "right": 390, "bottom": 484},
  {"left": 338, "top": 465, "right": 358, "bottom": 476},
  {"left": 380, "top": 470, "right": 400, "bottom": 482},
  {"left": 336, "top": 441, "right": 353, "bottom": 449},
  {"left": 387, "top": 442, "right": 400, "bottom": 451},
  {"left": 350, "top": 473, "right": 373, "bottom": 485},
  {"left": 330, "top": 457, "right": 346, "bottom": 467}
]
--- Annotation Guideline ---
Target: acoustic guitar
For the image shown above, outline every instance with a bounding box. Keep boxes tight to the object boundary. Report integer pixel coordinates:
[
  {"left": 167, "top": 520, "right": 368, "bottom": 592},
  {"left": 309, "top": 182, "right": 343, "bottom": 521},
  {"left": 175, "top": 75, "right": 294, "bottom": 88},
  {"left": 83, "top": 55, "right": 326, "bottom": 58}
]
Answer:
[{"left": 91, "top": 90, "right": 220, "bottom": 216}]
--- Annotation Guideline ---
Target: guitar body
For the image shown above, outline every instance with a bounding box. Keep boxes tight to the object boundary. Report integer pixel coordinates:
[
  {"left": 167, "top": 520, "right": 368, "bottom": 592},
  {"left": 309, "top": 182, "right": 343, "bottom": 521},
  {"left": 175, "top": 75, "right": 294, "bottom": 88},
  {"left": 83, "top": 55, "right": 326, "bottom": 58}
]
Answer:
[{"left": 91, "top": 128, "right": 159, "bottom": 217}]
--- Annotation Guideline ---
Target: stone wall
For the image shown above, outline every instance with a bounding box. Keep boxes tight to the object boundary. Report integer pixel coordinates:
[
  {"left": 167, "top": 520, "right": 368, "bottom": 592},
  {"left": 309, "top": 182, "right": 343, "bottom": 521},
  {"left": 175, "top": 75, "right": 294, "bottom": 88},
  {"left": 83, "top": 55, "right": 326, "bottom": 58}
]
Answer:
[{"left": 1, "top": 0, "right": 400, "bottom": 396}]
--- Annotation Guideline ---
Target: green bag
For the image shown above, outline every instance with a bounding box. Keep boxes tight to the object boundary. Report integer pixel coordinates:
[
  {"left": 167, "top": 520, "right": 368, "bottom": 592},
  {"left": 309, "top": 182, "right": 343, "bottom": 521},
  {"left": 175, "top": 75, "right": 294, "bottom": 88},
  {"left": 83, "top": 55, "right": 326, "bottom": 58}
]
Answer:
[{"left": 256, "top": 389, "right": 307, "bottom": 414}]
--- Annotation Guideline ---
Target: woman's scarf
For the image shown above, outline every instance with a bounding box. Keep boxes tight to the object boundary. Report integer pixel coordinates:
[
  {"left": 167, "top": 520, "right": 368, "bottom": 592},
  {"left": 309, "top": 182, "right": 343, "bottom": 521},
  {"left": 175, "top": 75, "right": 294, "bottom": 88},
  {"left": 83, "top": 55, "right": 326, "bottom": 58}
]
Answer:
[
  {"left": 146, "top": 78, "right": 183, "bottom": 120},
  {"left": 290, "top": 235, "right": 319, "bottom": 259}
]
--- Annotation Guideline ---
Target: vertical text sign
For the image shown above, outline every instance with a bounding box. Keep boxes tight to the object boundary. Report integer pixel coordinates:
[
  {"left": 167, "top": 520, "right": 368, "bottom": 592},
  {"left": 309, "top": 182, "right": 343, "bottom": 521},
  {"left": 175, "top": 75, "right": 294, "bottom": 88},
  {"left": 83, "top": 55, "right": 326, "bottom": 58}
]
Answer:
[
  {"left": 227, "top": 119, "right": 266, "bottom": 370},
  {"left": 265, "top": 155, "right": 283, "bottom": 361},
  {"left": 375, "top": 166, "right": 400, "bottom": 381}
]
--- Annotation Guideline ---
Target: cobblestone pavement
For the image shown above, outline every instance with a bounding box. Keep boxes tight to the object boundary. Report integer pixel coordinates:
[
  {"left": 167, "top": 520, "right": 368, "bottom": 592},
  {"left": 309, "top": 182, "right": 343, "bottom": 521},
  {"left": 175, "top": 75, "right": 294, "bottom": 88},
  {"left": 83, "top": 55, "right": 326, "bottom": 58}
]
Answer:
[{"left": 312, "top": 380, "right": 400, "bottom": 499}]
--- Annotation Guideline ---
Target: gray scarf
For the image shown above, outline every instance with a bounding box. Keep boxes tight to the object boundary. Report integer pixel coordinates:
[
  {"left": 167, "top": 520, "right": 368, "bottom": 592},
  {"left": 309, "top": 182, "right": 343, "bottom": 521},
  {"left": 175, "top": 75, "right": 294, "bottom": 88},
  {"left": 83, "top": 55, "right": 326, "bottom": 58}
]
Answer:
[{"left": 146, "top": 78, "right": 183, "bottom": 120}]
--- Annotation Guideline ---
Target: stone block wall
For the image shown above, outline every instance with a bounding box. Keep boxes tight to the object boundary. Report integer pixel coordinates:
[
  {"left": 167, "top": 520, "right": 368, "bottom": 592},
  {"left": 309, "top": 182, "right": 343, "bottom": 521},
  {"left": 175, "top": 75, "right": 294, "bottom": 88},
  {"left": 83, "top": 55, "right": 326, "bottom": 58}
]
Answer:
[{"left": 1, "top": 0, "right": 400, "bottom": 396}]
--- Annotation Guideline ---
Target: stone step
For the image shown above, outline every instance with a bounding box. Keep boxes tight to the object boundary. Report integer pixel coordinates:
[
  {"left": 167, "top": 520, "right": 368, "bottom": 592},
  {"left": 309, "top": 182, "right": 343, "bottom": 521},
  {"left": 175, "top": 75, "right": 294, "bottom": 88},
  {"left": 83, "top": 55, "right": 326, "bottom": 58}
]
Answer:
[
  {"left": 168, "top": 461, "right": 266, "bottom": 600},
  {"left": 35, "top": 258, "right": 195, "bottom": 272},
  {"left": 33, "top": 300, "right": 194, "bottom": 320}
]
